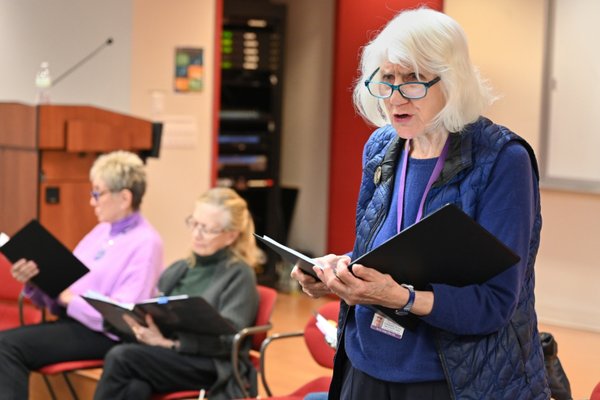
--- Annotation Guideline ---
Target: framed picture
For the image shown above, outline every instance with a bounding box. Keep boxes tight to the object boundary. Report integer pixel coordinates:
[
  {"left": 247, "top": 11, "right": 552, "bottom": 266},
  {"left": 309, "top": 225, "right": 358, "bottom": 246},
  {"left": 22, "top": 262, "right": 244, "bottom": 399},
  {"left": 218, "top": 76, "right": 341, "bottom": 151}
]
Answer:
[{"left": 174, "top": 47, "right": 203, "bottom": 93}]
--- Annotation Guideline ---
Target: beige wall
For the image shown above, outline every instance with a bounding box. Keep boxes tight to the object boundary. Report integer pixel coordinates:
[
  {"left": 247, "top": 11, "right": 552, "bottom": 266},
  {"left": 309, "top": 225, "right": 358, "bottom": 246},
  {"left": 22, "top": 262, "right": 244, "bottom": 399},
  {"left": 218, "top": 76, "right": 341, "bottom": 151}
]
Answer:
[
  {"left": 0, "top": 0, "right": 132, "bottom": 111},
  {"left": 446, "top": 0, "right": 600, "bottom": 331},
  {"left": 131, "top": 0, "right": 216, "bottom": 265}
]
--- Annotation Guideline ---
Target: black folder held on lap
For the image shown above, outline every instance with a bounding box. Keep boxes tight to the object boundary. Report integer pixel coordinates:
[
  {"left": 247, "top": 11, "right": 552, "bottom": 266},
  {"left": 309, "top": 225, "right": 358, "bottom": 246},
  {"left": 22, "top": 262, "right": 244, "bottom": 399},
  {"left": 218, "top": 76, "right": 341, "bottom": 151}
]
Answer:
[
  {"left": 0, "top": 220, "right": 90, "bottom": 298},
  {"left": 256, "top": 203, "right": 520, "bottom": 330},
  {"left": 83, "top": 294, "right": 237, "bottom": 338}
]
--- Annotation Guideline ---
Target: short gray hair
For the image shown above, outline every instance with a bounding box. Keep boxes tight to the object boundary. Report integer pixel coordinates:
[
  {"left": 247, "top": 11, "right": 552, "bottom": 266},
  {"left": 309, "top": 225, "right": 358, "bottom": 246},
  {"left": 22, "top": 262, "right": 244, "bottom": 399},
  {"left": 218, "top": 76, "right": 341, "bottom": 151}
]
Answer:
[
  {"left": 353, "top": 7, "right": 495, "bottom": 133},
  {"left": 90, "top": 151, "right": 147, "bottom": 210}
]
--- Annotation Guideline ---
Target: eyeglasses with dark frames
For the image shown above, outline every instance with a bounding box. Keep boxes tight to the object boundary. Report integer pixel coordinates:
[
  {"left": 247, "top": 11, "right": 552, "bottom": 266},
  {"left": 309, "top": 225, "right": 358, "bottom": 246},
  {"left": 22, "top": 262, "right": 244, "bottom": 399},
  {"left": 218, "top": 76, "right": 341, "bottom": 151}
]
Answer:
[
  {"left": 90, "top": 189, "right": 111, "bottom": 201},
  {"left": 364, "top": 67, "right": 441, "bottom": 100}
]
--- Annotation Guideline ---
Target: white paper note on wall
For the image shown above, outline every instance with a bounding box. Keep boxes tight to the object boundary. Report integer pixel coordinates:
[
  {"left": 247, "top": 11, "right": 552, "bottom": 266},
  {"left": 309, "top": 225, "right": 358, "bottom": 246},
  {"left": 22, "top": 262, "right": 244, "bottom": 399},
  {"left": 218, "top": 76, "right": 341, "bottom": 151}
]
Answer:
[{"left": 159, "top": 115, "right": 198, "bottom": 148}]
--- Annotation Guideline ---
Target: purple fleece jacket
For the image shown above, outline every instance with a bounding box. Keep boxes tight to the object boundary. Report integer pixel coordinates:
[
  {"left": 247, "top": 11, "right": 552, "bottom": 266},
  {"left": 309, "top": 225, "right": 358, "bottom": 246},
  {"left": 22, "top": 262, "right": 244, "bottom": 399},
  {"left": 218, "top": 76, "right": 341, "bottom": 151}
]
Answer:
[{"left": 24, "top": 212, "right": 163, "bottom": 337}]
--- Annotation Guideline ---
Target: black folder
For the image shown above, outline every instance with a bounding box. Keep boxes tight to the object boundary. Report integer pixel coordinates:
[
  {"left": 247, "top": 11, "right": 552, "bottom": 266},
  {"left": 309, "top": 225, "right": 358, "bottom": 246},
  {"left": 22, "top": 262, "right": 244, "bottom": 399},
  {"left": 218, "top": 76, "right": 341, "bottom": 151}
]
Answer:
[
  {"left": 349, "top": 203, "right": 520, "bottom": 290},
  {"left": 83, "top": 295, "right": 237, "bottom": 338},
  {"left": 351, "top": 203, "right": 520, "bottom": 329},
  {"left": 0, "top": 220, "right": 90, "bottom": 298}
]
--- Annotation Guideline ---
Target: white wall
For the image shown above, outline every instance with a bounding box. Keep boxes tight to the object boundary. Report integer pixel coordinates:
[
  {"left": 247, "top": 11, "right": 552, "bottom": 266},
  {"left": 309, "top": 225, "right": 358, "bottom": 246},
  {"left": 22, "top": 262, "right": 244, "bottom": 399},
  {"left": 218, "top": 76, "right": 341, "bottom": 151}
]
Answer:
[
  {"left": 0, "top": 0, "right": 132, "bottom": 111},
  {"left": 544, "top": 0, "right": 600, "bottom": 186},
  {"left": 445, "top": 0, "right": 600, "bottom": 332},
  {"left": 274, "top": 0, "right": 335, "bottom": 256}
]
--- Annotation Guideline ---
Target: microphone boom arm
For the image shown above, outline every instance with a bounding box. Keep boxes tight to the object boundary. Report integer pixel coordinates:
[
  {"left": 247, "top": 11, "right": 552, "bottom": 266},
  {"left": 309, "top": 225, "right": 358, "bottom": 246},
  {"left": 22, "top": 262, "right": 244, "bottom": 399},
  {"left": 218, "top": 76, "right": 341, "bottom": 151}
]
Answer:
[{"left": 51, "top": 37, "right": 113, "bottom": 87}]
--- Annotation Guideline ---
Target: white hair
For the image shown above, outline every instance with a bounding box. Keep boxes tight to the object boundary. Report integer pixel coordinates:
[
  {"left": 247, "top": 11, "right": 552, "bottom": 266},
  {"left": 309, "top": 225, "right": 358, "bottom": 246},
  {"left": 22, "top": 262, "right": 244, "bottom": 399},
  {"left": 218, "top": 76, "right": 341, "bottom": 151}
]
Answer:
[
  {"left": 90, "top": 150, "right": 146, "bottom": 210},
  {"left": 353, "top": 7, "right": 496, "bottom": 132}
]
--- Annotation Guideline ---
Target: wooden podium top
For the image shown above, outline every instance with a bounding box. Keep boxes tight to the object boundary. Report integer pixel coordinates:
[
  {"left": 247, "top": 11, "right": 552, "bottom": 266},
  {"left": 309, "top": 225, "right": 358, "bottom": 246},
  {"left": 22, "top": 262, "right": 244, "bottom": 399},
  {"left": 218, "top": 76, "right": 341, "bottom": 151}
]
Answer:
[
  {"left": 0, "top": 102, "right": 153, "bottom": 153},
  {"left": 0, "top": 102, "right": 160, "bottom": 249}
]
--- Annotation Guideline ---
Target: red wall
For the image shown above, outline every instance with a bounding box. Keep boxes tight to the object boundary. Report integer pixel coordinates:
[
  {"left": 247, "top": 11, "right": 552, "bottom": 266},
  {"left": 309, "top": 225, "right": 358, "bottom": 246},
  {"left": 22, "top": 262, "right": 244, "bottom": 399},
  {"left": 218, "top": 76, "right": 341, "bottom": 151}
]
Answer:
[{"left": 327, "top": 0, "right": 443, "bottom": 254}]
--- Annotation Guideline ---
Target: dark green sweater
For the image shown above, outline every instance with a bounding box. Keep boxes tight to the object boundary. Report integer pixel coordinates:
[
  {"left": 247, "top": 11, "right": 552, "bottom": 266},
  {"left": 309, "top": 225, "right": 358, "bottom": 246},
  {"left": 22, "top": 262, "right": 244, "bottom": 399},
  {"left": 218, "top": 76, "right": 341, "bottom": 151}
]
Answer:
[{"left": 158, "top": 248, "right": 259, "bottom": 399}]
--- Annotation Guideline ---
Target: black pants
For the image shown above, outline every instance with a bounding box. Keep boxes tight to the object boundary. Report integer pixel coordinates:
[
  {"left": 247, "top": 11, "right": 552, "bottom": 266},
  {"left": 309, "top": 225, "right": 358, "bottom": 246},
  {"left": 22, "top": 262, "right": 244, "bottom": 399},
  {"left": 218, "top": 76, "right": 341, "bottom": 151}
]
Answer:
[
  {"left": 340, "top": 362, "right": 452, "bottom": 400},
  {"left": 0, "top": 318, "right": 115, "bottom": 400},
  {"left": 94, "top": 343, "right": 217, "bottom": 400}
]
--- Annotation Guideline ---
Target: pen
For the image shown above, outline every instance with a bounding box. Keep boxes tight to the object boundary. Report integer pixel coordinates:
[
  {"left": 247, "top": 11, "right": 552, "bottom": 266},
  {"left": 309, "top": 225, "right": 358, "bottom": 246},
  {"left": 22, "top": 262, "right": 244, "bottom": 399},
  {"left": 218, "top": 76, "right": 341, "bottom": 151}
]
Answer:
[{"left": 198, "top": 388, "right": 206, "bottom": 400}]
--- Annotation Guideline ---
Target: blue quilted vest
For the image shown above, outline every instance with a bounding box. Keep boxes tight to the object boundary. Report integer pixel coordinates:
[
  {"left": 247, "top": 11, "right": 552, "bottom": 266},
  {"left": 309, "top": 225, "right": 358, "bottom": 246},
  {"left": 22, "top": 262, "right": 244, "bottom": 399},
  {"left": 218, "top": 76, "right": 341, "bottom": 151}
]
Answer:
[{"left": 329, "top": 117, "right": 550, "bottom": 400}]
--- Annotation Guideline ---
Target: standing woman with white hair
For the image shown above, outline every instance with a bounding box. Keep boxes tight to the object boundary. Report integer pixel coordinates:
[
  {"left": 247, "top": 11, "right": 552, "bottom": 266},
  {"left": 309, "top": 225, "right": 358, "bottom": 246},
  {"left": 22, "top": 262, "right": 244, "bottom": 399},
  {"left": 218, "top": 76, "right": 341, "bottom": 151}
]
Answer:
[
  {"left": 292, "top": 7, "right": 549, "bottom": 400},
  {"left": 0, "top": 150, "right": 163, "bottom": 399}
]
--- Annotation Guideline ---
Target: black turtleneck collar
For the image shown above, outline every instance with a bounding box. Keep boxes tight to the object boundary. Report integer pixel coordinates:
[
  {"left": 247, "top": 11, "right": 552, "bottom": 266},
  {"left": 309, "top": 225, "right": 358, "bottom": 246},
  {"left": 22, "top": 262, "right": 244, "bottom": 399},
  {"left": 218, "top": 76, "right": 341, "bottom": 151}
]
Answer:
[{"left": 192, "top": 247, "right": 232, "bottom": 267}]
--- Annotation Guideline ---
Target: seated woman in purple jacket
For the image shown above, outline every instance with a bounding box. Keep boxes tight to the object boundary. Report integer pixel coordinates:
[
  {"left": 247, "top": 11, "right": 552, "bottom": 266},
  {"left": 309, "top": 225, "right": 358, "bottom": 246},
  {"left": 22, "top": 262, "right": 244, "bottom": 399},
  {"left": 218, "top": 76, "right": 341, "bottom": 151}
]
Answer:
[{"left": 0, "top": 150, "right": 163, "bottom": 399}]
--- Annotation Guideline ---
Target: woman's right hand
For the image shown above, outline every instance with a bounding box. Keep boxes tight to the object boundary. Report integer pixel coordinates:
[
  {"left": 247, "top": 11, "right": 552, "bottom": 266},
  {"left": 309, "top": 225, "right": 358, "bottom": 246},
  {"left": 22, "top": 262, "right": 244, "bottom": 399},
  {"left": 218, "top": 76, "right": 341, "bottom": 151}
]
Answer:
[
  {"left": 291, "top": 254, "right": 340, "bottom": 298},
  {"left": 10, "top": 258, "right": 40, "bottom": 283}
]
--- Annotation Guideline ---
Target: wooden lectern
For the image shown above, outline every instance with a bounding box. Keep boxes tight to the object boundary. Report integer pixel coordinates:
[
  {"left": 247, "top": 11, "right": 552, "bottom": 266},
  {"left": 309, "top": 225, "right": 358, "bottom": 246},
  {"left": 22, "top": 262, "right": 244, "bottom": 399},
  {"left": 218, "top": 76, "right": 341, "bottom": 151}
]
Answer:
[{"left": 0, "top": 103, "right": 159, "bottom": 250}]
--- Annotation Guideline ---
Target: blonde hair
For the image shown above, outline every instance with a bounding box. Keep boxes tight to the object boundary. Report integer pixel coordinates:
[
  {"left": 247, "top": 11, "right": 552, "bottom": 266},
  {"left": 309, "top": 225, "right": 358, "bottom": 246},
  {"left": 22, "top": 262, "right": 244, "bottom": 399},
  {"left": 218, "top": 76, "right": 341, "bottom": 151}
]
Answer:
[
  {"left": 89, "top": 150, "right": 147, "bottom": 210},
  {"left": 193, "top": 187, "right": 261, "bottom": 268},
  {"left": 353, "top": 7, "right": 496, "bottom": 133}
]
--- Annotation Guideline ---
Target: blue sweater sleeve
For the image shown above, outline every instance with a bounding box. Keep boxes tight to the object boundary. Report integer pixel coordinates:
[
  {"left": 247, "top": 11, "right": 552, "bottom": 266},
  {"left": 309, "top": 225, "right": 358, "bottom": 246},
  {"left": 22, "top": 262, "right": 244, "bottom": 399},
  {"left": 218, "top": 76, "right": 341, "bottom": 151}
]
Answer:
[{"left": 421, "top": 142, "right": 535, "bottom": 334}]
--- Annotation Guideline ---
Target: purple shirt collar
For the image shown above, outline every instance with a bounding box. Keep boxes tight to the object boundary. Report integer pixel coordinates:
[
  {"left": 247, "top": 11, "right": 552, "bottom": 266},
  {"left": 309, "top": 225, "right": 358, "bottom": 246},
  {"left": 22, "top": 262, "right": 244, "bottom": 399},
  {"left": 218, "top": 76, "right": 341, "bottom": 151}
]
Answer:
[{"left": 109, "top": 211, "right": 141, "bottom": 236}]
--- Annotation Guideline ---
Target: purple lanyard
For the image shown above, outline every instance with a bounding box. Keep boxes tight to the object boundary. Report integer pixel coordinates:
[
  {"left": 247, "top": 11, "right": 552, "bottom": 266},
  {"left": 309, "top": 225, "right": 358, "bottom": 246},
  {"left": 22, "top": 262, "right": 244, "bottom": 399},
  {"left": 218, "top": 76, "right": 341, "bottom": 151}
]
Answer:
[{"left": 397, "top": 137, "right": 450, "bottom": 232}]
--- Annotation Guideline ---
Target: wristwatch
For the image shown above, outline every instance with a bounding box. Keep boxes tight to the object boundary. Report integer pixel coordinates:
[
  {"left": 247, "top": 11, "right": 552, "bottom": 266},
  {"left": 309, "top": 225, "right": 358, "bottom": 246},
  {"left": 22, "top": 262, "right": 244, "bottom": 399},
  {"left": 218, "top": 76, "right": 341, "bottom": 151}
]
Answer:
[{"left": 395, "top": 284, "right": 415, "bottom": 316}]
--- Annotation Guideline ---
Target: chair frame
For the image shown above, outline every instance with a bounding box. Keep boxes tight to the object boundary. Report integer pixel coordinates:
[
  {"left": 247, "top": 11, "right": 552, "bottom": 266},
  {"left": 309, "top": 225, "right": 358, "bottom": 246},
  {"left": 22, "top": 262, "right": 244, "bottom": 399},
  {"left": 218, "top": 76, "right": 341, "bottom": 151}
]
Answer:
[
  {"left": 18, "top": 291, "right": 100, "bottom": 400},
  {"left": 154, "top": 315, "right": 276, "bottom": 399},
  {"left": 257, "top": 300, "right": 339, "bottom": 399},
  {"left": 152, "top": 285, "right": 277, "bottom": 400},
  {"left": 18, "top": 291, "right": 46, "bottom": 326},
  {"left": 259, "top": 330, "right": 304, "bottom": 396},
  {"left": 231, "top": 321, "right": 274, "bottom": 397},
  {"left": 36, "top": 359, "right": 104, "bottom": 400}
]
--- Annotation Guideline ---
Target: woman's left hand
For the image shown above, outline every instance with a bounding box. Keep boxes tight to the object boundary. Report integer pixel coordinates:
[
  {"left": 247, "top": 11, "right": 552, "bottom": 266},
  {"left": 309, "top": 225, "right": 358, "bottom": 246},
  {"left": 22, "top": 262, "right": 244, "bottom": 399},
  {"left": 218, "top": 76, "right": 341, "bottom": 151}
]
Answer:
[
  {"left": 315, "top": 258, "right": 407, "bottom": 310},
  {"left": 58, "top": 289, "right": 75, "bottom": 306},
  {"left": 123, "top": 314, "right": 175, "bottom": 348}
]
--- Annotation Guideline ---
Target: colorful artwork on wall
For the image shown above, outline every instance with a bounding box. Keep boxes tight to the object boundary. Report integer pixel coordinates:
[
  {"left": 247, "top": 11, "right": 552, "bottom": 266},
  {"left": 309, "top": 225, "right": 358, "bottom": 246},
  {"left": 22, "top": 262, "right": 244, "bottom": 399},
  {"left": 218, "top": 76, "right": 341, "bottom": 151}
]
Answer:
[{"left": 174, "top": 47, "right": 203, "bottom": 92}]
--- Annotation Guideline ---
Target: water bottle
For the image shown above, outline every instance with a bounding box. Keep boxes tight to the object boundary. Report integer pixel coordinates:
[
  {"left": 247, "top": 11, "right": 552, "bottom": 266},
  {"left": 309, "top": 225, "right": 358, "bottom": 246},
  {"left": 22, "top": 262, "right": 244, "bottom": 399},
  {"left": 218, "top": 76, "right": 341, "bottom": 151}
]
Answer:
[{"left": 35, "top": 61, "right": 52, "bottom": 104}]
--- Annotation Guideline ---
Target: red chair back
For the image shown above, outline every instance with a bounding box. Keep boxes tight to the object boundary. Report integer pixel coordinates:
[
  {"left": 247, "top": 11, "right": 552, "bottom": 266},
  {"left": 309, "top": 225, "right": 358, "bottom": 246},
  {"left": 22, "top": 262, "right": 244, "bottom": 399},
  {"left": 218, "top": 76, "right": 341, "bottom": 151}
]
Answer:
[
  {"left": 253, "top": 285, "right": 278, "bottom": 350},
  {"left": 0, "top": 253, "right": 42, "bottom": 329},
  {"left": 0, "top": 253, "right": 22, "bottom": 301},
  {"left": 591, "top": 381, "right": 600, "bottom": 400},
  {"left": 255, "top": 300, "right": 338, "bottom": 399},
  {"left": 303, "top": 301, "right": 339, "bottom": 369}
]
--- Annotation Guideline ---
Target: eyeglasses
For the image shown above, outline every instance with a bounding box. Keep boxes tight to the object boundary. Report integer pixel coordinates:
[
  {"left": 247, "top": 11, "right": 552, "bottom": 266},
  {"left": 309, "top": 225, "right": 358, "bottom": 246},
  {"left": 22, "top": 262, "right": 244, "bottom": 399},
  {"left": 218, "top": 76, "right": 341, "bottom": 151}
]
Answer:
[
  {"left": 90, "top": 189, "right": 111, "bottom": 201},
  {"left": 364, "top": 67, "right": 441, "bottom": 100},
  {"left": 185, "top": 216, "right": 226, "bottom": 237}
]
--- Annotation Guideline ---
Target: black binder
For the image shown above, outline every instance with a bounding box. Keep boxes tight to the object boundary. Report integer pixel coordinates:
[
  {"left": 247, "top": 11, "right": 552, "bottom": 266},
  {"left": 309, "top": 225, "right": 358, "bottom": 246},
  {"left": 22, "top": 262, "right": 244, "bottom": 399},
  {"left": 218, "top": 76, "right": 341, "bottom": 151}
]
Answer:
[
  {"left": 352, "top": 203, "right": 520, "bottom": 329},
  {"left": 0, "top": 220, "right": 90, "bottom": 298},
  {"left": 350, "top": 203, "right": 520, "bottom": 290},
  {"left": 83, "top": 295, "right": 237, "bottom": 338}
]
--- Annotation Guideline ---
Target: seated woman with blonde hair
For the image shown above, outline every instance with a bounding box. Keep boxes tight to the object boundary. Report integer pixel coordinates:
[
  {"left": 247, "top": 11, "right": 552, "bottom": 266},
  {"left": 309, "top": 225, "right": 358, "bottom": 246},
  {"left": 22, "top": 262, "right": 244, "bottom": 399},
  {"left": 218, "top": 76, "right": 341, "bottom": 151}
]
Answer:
[{"left": 94, "top": 187, "right": 262, "bottom": 400}]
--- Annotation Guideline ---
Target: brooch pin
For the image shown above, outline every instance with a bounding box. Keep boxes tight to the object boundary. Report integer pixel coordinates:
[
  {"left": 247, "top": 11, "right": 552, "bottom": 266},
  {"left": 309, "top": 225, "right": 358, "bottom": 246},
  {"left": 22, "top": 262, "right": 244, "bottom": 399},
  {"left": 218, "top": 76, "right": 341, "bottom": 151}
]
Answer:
[{"left": 373, "top": 166, "right": 382, "bottom": 185}]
